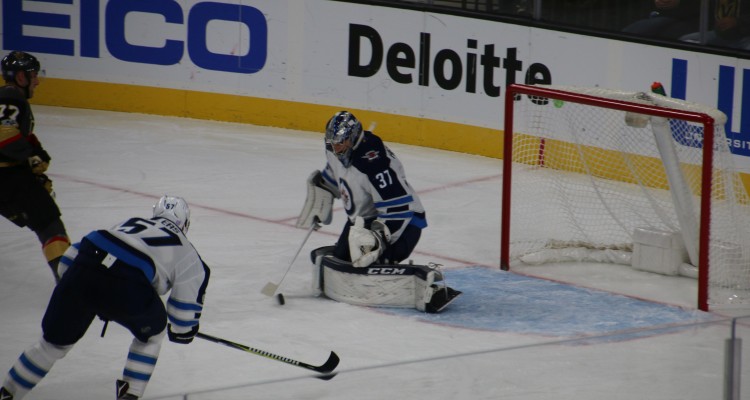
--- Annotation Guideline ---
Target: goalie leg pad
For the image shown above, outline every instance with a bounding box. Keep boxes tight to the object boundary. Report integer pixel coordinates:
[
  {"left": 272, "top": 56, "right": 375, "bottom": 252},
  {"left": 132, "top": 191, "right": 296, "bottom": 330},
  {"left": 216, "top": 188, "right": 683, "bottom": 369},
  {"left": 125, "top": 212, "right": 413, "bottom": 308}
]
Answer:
[{"left": 316, "top": 254, "right": 460, "bottom": 312}]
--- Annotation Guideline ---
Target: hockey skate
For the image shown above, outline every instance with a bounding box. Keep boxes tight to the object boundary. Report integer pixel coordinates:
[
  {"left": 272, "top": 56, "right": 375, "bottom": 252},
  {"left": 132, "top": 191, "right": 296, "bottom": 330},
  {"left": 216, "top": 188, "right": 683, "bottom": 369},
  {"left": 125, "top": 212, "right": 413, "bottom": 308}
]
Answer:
[
  {"left": 0, "top": 387, "right": 13, "bottom": 400},
  {"left": 116, "top": 380, "right": 138, "bottom": 400},
  {"left": 425, "top": 285, "right": 462, "bottom": 313}
]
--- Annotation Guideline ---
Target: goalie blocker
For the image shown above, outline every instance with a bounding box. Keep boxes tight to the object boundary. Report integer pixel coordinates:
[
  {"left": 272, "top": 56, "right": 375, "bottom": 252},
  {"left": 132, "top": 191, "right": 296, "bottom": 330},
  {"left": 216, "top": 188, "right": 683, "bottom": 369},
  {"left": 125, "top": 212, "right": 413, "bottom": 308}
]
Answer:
[{"left": 310, "top": 246, "right": 461, "bottom": 313}]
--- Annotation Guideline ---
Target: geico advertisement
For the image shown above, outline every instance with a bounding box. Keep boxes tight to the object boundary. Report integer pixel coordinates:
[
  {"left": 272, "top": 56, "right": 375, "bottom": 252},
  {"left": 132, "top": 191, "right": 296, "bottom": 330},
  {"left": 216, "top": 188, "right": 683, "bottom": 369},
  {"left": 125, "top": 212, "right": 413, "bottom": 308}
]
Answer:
[
  {"left": 0, "top": 0, "right": 288, "bottom": 96},
  {"left": 2, "top": 0, "right": 749, "bottom": 164}
]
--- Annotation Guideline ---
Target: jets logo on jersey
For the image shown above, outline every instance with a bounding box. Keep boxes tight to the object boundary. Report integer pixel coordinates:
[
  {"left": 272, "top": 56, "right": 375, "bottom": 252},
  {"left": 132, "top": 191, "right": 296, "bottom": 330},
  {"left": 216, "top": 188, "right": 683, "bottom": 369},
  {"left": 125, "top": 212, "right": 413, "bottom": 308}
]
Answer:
[
  {"left": 361, "top": 150, "right": 380, "bottom": 161},
  {"left": 340, "top": 179, "right": 355, "bottom": 214}
]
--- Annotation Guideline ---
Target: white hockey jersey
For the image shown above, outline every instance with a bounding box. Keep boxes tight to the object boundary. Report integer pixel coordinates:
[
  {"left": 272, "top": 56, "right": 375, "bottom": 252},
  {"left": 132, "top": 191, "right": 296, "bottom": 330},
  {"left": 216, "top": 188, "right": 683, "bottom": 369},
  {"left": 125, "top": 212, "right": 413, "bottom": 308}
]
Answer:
[
  {"left": 60, "top": 216, "right": 209, "bottom": 331},
  {"left": 321, "top": 131, "right": 426, "bottom": 242}
]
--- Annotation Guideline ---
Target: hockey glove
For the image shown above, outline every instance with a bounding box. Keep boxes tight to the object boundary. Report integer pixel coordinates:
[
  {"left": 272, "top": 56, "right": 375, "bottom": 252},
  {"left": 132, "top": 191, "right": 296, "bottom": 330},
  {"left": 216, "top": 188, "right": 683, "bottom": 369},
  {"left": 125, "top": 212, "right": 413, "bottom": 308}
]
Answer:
[
  {"left": 167, "top": 323, "right": 199, "bottom": 344},
  {"left": 36, "top": 173, "right": 54, "bottom": 196},
  {"left": 348, "top": 216, "right": 385, "bottom": 268},
  {"left": 296, "top": 170, "right": 335, "bottom": 229},
  {"left": 28, "top": 155, "right": 49, "bottom": 175}
]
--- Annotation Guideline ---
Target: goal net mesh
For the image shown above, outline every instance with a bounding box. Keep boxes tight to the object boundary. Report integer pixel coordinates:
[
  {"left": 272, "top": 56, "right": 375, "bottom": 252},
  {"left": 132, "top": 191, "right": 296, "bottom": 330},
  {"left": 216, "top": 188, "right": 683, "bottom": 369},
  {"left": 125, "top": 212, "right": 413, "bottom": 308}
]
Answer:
[{"left": 503, "top": 85, "right": 750, "bottom": 309}]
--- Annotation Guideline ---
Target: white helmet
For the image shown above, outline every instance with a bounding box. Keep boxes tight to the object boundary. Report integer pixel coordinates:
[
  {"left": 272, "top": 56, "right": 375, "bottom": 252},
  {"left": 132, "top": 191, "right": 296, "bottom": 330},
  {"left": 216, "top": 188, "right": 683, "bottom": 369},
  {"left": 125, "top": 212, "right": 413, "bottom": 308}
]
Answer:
[{"left": 153, "top": 195, "right": 191, "bottom": 233}]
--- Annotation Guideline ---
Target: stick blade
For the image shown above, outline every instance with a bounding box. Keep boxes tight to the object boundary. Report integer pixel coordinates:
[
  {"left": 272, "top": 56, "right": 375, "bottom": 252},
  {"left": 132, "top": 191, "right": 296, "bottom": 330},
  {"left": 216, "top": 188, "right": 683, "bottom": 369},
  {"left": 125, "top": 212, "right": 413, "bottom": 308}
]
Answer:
[
  {"left": 315, "top": 372, "right": 338, "bottom": 380},
  {"left": 261, "top": 282, "right": 278, "bottom": 297},
  {"left": 315, "top": 351, "right": 340, "bottom": 374}
]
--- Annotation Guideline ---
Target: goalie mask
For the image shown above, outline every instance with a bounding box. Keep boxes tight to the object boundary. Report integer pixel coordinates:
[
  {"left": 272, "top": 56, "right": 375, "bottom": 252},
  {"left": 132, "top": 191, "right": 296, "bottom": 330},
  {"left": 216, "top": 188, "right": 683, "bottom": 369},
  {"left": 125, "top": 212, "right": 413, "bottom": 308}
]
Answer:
[
  {"left": 325, "top": 111, "right": 363, "bottom": 167},
  {"left": 153, "top": 195, "right": 191, "bottom": 234}
]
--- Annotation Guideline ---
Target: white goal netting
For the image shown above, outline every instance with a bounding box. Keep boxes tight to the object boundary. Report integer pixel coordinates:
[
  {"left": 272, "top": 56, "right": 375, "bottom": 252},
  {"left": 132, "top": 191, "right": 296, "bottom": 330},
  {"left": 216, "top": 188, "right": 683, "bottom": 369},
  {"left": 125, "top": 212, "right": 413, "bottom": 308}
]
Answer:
[{"left": 502, "top": 85, "right": 750, "bottom": 310}]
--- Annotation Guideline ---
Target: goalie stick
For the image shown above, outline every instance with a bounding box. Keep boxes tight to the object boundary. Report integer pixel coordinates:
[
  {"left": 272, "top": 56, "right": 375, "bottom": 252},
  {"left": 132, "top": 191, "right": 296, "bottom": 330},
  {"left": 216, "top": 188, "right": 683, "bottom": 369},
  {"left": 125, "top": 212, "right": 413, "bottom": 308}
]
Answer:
[
  {"left": 196, "top": 332, "right": 340, "bottom": 379},
  {"left": 261, "top": 222, "right": 318, "bottom": 297}
]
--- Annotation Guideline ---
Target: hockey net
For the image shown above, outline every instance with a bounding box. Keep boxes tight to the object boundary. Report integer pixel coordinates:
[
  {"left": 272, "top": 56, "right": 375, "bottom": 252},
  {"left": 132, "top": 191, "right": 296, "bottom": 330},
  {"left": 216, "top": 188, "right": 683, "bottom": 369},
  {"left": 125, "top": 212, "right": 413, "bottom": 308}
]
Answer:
[{"left": 501, "top": 84, "right": 750, "bottom": 311}]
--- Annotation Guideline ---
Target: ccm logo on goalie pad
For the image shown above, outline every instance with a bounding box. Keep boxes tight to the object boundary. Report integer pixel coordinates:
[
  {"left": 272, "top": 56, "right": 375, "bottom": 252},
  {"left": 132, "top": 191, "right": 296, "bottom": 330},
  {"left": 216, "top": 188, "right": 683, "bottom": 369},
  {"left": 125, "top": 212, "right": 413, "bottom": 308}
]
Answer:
[{"left": 367, "top": 267, "right": 407, "bottom": 275}]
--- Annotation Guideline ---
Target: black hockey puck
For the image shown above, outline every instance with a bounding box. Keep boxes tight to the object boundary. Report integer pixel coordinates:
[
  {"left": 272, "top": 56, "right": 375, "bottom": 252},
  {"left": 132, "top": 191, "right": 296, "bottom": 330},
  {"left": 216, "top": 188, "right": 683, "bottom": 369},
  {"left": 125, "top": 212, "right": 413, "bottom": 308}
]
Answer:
[{"left": 276, "top": 293, "right": 285, "bottom": 305}]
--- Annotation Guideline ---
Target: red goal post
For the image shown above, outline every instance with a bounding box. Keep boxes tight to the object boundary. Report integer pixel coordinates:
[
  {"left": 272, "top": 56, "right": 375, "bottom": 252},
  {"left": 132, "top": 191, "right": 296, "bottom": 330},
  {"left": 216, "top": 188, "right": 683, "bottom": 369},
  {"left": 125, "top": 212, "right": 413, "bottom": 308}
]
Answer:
[{"left": 501, "top": 84, "right": 750, "bottom": 311}]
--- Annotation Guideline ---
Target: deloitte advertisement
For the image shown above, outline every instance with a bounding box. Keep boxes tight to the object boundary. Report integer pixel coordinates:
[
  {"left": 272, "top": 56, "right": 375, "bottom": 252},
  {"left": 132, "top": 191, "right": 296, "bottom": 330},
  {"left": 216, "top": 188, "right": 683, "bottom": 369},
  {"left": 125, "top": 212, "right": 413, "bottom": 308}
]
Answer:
[{"left": 1, "top": 0, "right": 749, "bottom": 170}]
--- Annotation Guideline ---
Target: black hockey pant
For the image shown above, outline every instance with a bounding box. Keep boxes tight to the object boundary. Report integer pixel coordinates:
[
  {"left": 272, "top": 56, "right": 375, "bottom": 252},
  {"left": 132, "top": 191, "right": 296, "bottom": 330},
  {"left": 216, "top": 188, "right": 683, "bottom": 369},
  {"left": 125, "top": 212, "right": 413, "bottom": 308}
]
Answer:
[{"left": 41, "top": 239, "right": 167, "bottom": 346}]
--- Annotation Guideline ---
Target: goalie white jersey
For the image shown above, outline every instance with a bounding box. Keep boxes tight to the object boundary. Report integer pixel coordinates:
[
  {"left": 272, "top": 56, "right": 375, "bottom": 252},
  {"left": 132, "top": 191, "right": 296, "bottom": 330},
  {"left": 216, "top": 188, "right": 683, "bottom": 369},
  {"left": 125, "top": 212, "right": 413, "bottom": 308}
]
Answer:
[{"left": 321, "top": 130, "right": 426, "bottom": 243}]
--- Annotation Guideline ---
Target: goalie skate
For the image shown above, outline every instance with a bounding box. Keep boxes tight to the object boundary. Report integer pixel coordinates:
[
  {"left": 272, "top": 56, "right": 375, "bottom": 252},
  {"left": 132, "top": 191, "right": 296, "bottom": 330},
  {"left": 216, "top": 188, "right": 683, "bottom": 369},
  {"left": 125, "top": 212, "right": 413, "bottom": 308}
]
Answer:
[{"left": 425, "top": 286, "right": 462, "bottom": 313}]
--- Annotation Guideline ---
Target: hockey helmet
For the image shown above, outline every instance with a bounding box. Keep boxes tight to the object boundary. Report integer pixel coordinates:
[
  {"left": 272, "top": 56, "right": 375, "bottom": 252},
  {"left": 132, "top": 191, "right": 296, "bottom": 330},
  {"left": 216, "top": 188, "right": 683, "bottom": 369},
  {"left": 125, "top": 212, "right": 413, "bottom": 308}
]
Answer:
[
  {"left": 1, "top": 51, "right": 41, "bottom": 83},
  {"left": 153, "top": 195, "right": 191, "bottom": 234},
  {"left": 325, "top": 111, "right": 363, "bottom": 167}
]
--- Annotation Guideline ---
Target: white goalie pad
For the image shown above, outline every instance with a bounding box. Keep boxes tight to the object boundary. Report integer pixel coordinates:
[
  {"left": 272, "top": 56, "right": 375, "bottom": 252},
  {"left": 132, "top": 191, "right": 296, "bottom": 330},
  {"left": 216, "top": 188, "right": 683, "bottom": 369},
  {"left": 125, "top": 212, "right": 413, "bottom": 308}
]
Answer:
[
  {"left": 296, "top": 171, "right": 334, "bottom": 229},
  {"left": 348, "top": 216, "right": 384, "bottom": 268},
  {"left": 311, "top": 246, "right": 447, "bottom": 311}
]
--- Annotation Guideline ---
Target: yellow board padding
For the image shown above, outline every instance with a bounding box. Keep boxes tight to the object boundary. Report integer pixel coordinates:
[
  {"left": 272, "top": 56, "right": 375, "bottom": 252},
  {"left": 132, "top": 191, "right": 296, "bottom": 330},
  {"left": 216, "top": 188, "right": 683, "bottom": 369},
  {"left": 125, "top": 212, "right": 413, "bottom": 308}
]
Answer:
[
  {"left": 513, "top": 133, "right": 750, "bottom": 202},
  {"left": 31, "top": 78, "right": 749, "bottom": 196},
  {"left": 32, "top": 78, "right": 502, "bottom": 158}
]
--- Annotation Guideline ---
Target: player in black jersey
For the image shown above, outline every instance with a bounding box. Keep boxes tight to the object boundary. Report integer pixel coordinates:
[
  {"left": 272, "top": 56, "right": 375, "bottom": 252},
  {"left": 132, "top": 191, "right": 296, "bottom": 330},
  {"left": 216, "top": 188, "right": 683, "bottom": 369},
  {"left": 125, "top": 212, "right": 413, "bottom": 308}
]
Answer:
[{"left": 0, "top": 51, "right": 70, "bottom": 282}]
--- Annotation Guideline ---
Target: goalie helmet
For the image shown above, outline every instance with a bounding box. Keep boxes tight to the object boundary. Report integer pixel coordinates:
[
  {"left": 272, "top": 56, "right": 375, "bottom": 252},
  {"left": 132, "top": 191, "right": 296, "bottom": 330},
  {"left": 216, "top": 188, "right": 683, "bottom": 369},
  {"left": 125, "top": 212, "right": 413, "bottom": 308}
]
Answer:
[
  {"left": 153, "top": 195, "right": 191, "bottom": 234},
  {"left": 325, "top": 111, "right": 363, "bottom": 167},
  {"left": 1, "top": 51, "right": 41, "bottom": 83}
]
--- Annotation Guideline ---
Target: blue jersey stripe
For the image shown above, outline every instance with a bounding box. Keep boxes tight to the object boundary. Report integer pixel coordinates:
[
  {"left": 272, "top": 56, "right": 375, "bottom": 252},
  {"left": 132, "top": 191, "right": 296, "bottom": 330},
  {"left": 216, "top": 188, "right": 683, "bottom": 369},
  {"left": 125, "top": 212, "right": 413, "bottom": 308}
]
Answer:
[
  {"left": 375, "top": 195, "right": 413, "bottom": 208},
  {"left": 128, "top": 352, "right": 157, "bottom": 365},
  {"left": 168, "top": 297, "right": 203, "bottom": 311},
  {"left": 168, "top": 314, "right": 198, "bottom": 327},
  {"left": 84, "top": 231, "right": 156, "bottom": 282},
  {"left": 379, "top": 211, "right": 414, "bottom": 220},
  {"left": 410, "top": 214, "right": 427, "bottom": 228},
  {"left": 59, "top": 255, "right": 74, "bottom": 267},
  {"left": 9, "top": 368, "right": 35, "bottom": 389},
  {"left": 19, "top": 354, "right": 47, "bottom": 378},
  {"left": 123, "top": 368, "right": 152, "bottom": 381}
]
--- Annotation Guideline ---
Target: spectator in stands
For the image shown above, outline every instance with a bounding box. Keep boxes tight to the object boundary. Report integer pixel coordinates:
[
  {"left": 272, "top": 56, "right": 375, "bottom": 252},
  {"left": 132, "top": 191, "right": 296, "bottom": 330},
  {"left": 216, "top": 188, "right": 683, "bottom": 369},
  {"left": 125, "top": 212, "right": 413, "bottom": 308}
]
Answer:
[
  {"left": 622, "top": 0, "right": 702, "bottom": 40},
  {"left": 680, "top": 0, "right": 750, "bottom": 50}
]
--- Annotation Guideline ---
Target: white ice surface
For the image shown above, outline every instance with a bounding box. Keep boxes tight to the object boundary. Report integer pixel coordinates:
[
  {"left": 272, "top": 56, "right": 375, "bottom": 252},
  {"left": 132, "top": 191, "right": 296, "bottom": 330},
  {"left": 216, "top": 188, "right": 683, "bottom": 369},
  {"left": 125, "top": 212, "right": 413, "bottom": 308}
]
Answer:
[{"left": 1, "top": 106, "right": 748, "bottom": 400}]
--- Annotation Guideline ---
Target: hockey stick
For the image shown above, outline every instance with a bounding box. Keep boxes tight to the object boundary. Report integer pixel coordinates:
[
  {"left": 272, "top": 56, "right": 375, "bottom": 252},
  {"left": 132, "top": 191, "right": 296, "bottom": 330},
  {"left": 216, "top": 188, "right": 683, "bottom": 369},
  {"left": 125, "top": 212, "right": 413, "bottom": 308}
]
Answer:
[
  {"left": 196, "top": 332, "right": 339, "bottom": 379},
  {"left": 261, "top": 222, "right": 318, "bottom": 297}
]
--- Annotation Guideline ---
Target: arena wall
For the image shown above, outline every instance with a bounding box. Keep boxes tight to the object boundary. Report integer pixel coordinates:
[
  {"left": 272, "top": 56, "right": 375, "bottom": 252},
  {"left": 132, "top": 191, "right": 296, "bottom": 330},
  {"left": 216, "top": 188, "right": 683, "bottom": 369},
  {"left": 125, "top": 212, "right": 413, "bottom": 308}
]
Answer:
[{"left": 3, "top": 0, "right": 749, "bottom": 175}]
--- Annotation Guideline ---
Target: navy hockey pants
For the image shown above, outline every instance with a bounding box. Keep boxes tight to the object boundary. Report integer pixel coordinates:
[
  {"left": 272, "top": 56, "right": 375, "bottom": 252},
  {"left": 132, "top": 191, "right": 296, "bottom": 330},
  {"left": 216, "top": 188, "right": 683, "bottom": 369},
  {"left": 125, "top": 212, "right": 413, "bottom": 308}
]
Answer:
[{"left": 41, "top": 239, "right": 167, "bottom": 345}]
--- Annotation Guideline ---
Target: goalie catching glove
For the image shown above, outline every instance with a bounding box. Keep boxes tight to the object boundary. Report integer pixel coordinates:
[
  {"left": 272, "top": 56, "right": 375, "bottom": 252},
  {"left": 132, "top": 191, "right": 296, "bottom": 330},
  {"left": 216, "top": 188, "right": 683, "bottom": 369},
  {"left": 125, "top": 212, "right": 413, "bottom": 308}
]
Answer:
[
  {"left": 348, "top": 216, "right": 390, "bottom": 268},
  {"left": 297, "top": 170, "right": 336, "bottom": 229}
]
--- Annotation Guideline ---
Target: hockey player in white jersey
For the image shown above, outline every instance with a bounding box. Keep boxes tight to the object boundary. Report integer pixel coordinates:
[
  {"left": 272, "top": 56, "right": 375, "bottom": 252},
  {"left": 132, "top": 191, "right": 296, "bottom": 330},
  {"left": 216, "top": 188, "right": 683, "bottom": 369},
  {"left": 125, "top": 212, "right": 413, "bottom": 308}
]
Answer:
[
  {"left": 299, "top": 111, "right": 460, "bottom": 312},
  {"left": 0, "top": 195, "right": 210, "bottom": 400}
]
